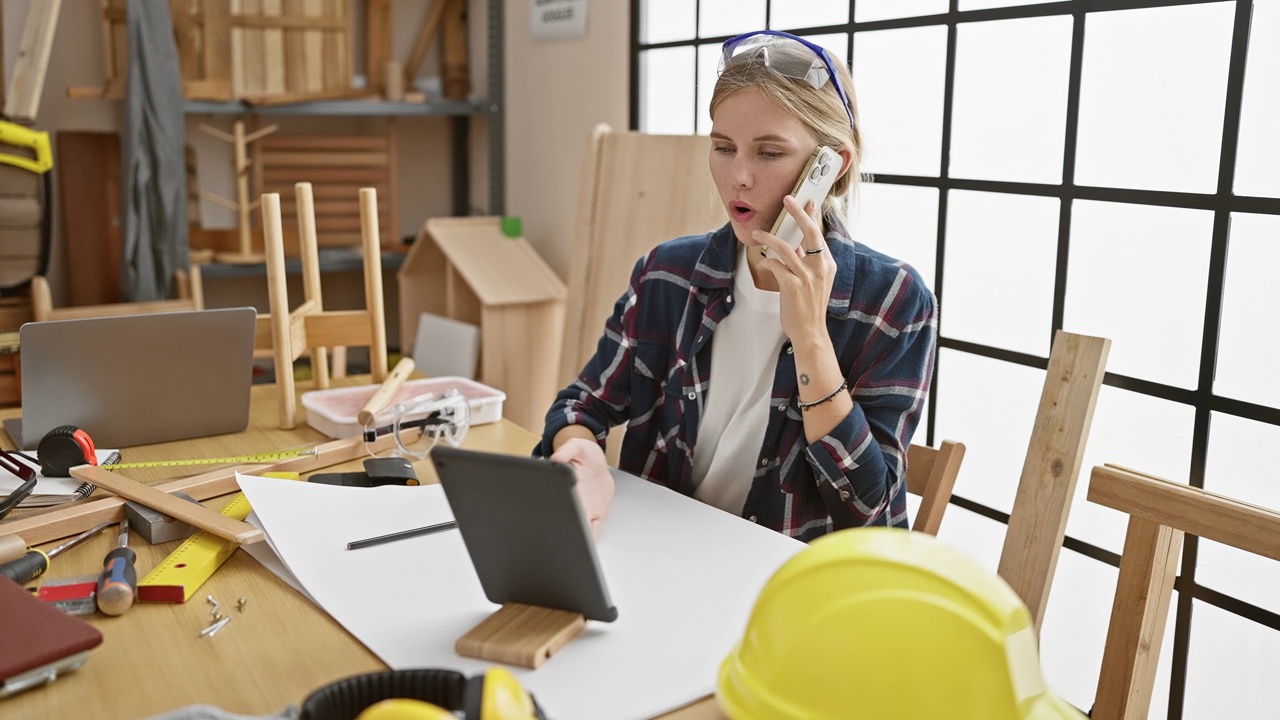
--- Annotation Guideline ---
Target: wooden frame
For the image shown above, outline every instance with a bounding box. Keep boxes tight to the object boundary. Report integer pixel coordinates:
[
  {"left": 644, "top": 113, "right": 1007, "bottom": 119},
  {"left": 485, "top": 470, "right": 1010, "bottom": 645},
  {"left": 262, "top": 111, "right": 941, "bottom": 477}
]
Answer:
[
  {"left": 998, "top": 330, "right": 1111, "bottom": 628},
  {"left": 252, "top": 129, "right": 399, "bottom": 253},
  {"left": 29, "top": 267, "right": 203, "bottom": 322},
  {"left": 86, "top": 0, "right": 351, "bottom": 101},
  {"left": 258, "top": 182, "right": 389, "bottom": 429},
  {"left": 1087, "top": 465, "right": 1280, "bottom": 720},
  {"left": 906, "top": 440, "right": 966, "bottom": 536}
]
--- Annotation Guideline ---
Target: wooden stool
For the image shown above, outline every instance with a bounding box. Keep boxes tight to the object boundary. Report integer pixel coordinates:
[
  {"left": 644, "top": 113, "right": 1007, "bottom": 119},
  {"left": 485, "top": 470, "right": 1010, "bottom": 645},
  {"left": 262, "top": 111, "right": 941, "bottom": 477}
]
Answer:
[{"left": 258, "top": 182, "right": 389, "bottom": 428}]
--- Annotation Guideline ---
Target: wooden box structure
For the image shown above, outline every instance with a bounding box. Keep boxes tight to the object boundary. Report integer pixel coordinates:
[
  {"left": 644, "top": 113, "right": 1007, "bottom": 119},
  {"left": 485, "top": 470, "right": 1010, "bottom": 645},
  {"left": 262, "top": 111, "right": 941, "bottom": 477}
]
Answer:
[
  {"left": 398, "top": 217, "right": 566, "bottom": 433},
  {"left": 96, "top": 0, "right": 353, "bottom": 101}
]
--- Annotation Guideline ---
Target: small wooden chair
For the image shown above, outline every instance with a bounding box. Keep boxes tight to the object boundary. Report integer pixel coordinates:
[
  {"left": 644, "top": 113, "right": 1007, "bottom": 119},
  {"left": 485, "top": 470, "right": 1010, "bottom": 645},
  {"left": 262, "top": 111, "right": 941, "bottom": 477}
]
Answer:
[
  {"left": 1086, "top": 465, "right": 1280, "bottom": 720},
  {"left": 29, "top": 266, "right": 204, "bottom": 322},
  {"left": 906, "top": 440, "right": 966, "bottom": 535}
]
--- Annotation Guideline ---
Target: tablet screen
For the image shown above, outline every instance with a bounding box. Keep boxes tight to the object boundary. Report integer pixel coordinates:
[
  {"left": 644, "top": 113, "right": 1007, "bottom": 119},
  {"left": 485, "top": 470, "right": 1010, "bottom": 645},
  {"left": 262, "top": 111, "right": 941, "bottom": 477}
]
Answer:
[{"left": 431, "top": 447, "right": 618, "bottom": 623}]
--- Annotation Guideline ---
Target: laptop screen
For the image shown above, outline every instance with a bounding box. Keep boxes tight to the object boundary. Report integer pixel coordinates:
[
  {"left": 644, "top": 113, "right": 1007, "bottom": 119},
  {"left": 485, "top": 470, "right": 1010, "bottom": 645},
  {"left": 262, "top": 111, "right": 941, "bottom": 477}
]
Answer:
[{"left": 11, "top": 307, "right": 257, "bottom": 450}]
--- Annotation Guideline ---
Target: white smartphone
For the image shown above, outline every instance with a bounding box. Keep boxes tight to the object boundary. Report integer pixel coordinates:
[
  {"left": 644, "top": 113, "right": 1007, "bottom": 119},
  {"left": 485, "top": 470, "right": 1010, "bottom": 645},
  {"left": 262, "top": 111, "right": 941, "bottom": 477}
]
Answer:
[{"left": 767, "top": 145, "right": 841, "bottom": 256}]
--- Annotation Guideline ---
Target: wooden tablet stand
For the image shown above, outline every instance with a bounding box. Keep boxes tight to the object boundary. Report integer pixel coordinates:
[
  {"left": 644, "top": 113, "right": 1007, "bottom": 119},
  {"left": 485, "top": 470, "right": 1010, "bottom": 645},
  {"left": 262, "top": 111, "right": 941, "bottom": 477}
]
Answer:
[{"left": 455, "top": 603, "right": 586, "bottom": 669}]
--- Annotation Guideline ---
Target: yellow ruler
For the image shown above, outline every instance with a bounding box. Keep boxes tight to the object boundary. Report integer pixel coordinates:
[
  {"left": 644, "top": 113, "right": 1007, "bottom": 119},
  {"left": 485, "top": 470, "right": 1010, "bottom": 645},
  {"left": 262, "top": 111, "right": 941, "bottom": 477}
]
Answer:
[
  {"left": 105, "top": 448, "right": 316, "bottom": 471},
  {"left": 137, "top": 472, "right": 298, "bottom": 603}
]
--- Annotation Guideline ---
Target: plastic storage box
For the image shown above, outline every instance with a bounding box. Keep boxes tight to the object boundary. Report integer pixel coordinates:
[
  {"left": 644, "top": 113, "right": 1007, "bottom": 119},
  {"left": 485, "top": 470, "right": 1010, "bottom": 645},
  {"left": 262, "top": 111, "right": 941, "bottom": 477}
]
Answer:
[{"left": 300, "top": 376, "right": 507, "bottom": 439}]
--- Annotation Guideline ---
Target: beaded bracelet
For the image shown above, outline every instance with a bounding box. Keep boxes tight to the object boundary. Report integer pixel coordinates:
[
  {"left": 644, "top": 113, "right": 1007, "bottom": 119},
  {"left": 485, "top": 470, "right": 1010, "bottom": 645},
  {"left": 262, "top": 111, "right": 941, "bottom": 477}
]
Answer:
[{"left": 797, "top": 378, "right": 849, "bottom": 412}]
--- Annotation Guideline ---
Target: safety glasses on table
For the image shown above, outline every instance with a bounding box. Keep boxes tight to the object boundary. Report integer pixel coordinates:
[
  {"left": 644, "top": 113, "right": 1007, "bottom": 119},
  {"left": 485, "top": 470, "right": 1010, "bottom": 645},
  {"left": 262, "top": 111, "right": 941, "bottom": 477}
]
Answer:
[
  {"left": 0, "top": 449, "right": 40, "bottom": 520},
  {"left": 362, "top": 389, "right": 471, "bottom": 460},
  {"left": 719, "top": 30, "right": 856, "bottom": 131}
]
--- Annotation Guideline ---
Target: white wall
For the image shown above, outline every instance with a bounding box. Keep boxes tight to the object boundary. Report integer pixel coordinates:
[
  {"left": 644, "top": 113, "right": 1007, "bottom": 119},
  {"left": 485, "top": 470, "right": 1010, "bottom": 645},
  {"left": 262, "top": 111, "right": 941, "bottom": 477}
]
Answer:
[{"left": 503, "top": 0, "right": 629, "bottom": 280}]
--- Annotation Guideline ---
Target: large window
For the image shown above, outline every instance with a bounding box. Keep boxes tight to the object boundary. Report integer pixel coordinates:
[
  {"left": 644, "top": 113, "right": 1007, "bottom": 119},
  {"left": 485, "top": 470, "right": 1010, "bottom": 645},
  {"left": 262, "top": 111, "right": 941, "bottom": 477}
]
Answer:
[{"left": 633, "top": 1, "right": 1280, "bottom": 716}]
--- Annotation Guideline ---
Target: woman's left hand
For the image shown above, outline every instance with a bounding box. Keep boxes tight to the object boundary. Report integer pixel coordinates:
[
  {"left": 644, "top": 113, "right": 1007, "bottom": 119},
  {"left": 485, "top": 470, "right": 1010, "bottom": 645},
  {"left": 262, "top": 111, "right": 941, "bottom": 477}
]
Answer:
[{"left": 755, "top": 195, "right": 837, "bottom": 346}]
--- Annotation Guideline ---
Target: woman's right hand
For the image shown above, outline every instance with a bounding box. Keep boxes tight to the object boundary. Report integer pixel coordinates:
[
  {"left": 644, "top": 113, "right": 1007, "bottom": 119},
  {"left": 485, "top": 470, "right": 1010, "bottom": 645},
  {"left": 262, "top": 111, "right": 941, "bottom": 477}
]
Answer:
[{"left": 550, "top": 436, "right": 616, "bottom": 540}]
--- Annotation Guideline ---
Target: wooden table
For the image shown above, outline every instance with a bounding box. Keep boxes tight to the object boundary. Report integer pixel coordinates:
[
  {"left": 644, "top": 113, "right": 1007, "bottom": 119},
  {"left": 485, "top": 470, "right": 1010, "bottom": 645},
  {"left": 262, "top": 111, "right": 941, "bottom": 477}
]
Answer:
[{"left": 0, "top": 378, "right": 723, "bottom": 719}]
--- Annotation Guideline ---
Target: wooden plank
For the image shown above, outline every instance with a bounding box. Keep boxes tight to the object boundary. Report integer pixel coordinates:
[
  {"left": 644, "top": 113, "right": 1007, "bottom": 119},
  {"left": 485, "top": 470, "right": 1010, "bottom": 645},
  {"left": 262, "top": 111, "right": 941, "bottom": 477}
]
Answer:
[
  {"left": 561, "top": 129, "right": 723, "bottom": 384},
  {"left": 231, "top": 0, "right": 247, "bottom": 97},
  {"left": 403, "top": 0, "right": 449, "bottom": 85},
  {"left": 304, "top": 311, "right": 375, "bottom": 347},
  {"left": 1092, "top": 514, "right": 1182, "bottom": 720},
  {"left": 303, "top": 0, "right": 324, "bottom": 92},
  {"left": 261, "top": 0, "right": 287, "bottom": 95},
  {"left": 170, "top": 0, "right": 202, "bottom": 83},
  {"left": 262, "top": 182, "right": 391, "bottom": 198},
  {"left": 1089, "top": 465, "right": 1280, "bottom": 562},
  {"left": 426, "top": 217, "right": 567, "bottom": 308},
  {"left": 201, "top": 0, "right": 234, "bottom": 100},
  {"left": 70, "top": 465, "right": 263, "bottom": 544},
  {"left": 365, "top": 0, "right": 392, "bottom": 96},
  {"left": 262, "top": 167, "right": 388, "bottom": 183},
  {"left": 997, "top": 331, "right": 1111, "bottom": 628},
  {"left": 322, "top": 0, "right": 349, "bottom": 90},
  {"left": 233, "top": 14, "right": 346, "bottom": 30},
  {"left": 261, "top": 135, "right": 388, "bottom": 151},
  {"left": 58, "top": 132, "right": 122, "bottom": 306},
  {"left": 260, "top": 151, "right": 389, "bottom": 167},
  {"left": 283, "top": 0, "right": 308, "bottom": 93},
  {"left": 4, "top": 0, "right": 62, "bottom": 123},
  {"left": 241, "top": 0, "right": 266, "bottom": 97},
  {"left": 441, "top": 0, "right": 469, "bottom": 100}
]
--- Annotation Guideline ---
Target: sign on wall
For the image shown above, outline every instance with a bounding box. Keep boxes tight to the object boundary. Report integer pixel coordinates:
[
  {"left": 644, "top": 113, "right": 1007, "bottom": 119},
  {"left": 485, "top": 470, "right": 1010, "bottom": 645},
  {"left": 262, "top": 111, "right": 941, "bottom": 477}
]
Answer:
[{"left": 531, "top": 0, "right": 587, "bottom": 42}]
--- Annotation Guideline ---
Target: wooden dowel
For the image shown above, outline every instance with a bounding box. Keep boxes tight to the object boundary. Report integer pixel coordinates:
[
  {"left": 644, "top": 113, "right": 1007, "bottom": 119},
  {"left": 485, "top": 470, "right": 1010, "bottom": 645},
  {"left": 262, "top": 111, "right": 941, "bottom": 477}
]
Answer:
[{"left": 358, "top": 357, "right": 415, "bottom": 426}]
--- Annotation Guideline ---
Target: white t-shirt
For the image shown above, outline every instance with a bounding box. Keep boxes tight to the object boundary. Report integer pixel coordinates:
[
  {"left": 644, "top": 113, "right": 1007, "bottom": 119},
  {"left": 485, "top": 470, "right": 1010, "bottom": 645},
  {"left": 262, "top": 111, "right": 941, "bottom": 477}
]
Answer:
[{"left": 692, "top": 246, "right": 787, "bottom": 515}]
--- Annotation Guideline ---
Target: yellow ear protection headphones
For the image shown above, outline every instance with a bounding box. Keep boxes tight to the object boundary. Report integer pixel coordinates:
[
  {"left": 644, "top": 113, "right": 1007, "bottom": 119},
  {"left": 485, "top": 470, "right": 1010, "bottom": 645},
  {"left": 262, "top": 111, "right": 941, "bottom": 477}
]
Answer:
[
  {"left": 299, "top": 667, "right": 545, "bottom": 720},
  {"left": 36, "top": 425, "right": 99, "bottom": 477}
]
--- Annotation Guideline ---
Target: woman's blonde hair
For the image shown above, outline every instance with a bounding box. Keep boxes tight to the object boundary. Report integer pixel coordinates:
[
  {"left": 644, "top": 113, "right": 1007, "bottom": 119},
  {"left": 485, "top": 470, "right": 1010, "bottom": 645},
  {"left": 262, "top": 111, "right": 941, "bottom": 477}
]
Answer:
[{"left": 710, "top": 38, "right": 863, "bottom": 210}]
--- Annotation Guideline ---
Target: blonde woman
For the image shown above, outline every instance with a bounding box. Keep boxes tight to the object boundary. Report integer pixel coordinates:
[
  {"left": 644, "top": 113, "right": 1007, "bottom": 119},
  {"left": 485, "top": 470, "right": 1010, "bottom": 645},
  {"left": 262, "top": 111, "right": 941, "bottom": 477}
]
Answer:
[{"left": 538, "top": 31, "right": 938, "bottom": 542}]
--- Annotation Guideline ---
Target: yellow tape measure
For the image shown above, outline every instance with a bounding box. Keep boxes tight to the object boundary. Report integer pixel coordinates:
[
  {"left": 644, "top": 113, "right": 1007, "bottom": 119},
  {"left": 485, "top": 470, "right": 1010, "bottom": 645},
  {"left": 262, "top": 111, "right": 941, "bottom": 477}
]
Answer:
[{"left": 104, "top": 448, "right": 317, "bottom": 471}]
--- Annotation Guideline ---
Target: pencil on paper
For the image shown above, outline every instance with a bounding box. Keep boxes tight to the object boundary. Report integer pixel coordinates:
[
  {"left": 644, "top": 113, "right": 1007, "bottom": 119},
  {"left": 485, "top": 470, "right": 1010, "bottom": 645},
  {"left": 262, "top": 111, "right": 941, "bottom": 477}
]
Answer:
[{"left": 346, "top": 521, "right": 458, "bottom": 550}]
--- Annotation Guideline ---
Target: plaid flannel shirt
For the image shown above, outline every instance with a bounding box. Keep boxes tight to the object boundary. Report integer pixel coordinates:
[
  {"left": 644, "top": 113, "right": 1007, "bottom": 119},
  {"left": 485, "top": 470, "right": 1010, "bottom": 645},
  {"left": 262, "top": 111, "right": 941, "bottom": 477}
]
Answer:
[{"left": 537, "top": 216, "right": 937, "bottom": 541}]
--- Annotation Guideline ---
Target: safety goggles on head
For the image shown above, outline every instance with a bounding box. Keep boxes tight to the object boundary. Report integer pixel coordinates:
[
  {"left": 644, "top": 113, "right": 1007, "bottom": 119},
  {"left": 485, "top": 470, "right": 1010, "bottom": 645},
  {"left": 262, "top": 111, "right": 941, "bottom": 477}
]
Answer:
[
  {"left": 362, "top": 389, "right": 471, "bottom": 461},
  {"left": 719, "top": 30, "right": 856, "bottom": 131}
]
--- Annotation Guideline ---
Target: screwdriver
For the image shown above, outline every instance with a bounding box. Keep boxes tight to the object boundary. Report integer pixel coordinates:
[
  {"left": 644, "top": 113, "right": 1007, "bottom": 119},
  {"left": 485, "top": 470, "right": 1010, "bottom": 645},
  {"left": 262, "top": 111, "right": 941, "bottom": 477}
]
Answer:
[
  {"left": 96, "top": 522, "right": 138, "bottom": 616},
  {"left": 0, "top": 521, "right": 112, "bottom": 584}
]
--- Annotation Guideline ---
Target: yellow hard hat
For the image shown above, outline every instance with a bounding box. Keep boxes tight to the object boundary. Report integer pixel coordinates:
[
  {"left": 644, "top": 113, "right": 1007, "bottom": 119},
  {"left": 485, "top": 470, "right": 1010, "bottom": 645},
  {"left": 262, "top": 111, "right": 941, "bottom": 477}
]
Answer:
[{"left": 717, "top": 527, "right": 1085, "bottom": 720}]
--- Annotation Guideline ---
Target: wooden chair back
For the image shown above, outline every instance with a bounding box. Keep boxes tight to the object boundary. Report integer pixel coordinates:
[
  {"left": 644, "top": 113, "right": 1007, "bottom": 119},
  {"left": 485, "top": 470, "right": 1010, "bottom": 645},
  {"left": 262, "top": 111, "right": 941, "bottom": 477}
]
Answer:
[
  {"left": 906, "top": 440, "right": 966, "bottom": 535},
  {"left": 30, "top": 265, "right": 204, "bottom": 322},
  {"left": 1086, "top": 465, "right": 1280, "bottom": 720},
  {"left": 997, "top": 330, "right": 1111, "bottom": 629}
]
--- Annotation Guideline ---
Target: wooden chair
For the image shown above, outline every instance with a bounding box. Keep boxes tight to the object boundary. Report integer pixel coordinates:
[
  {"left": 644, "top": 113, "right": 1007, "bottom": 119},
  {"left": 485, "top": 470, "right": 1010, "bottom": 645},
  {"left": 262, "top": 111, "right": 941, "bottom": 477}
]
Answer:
[
  {"left": 1086, "top": 465, "right": 1280, "bottom": 720},
  {"left": 256, "top": 182, "right": 389, "bottom": 429},
  {"left": 996, "top": 330, "right": 1112, "bottom": 629},
  {"left": 906, "top": 440, "right": 966, "bottom": 535},
  {"left": 29, "top": 266, "right": 204, "bottom": 322}
]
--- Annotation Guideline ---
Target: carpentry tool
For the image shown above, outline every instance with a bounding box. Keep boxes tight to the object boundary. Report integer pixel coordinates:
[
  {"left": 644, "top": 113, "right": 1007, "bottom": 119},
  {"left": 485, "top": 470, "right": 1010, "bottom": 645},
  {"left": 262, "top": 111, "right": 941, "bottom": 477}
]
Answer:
[
  {"left": 36, "top": 575, "right": 99, "bottom": 616},
  {"left": 69, "top": 465, "right": 264, "bottom": 545},
  {"left": 39, "top": 444, "right": 317, "bottom": 478},
  {"left": 95, "top": 523, "right": 137, "bottom": 616},
  {"left": 138, "top": 473, "right": 299, "bottom": 602},
  {"left": 0, "top": 522, "right": 111, "bottom": 585}
]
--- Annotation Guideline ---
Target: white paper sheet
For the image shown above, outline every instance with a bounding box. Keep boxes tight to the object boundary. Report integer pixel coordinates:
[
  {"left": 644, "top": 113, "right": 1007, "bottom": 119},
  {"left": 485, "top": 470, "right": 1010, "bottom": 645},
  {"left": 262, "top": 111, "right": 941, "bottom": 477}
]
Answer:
[{"left": 236, "top": 469, "right": 804, "bottom": 720}]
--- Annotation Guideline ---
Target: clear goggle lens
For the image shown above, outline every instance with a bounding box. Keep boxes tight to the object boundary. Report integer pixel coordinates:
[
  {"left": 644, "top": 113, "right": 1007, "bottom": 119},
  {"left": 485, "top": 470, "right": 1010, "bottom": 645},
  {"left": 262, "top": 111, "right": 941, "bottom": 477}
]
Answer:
[
  {"left": 719, "top": 36, "right": 832, "bottom": 91},
  {"left": 362, "top": 388, "right": 470, "bottom": 460}
]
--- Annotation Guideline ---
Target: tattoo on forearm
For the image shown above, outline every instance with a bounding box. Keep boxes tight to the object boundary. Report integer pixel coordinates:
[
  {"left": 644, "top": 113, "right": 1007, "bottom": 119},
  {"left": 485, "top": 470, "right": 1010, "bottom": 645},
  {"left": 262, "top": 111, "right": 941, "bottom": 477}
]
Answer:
[{"left": 799, "top": 373, "right": 810, "bottom": 386}]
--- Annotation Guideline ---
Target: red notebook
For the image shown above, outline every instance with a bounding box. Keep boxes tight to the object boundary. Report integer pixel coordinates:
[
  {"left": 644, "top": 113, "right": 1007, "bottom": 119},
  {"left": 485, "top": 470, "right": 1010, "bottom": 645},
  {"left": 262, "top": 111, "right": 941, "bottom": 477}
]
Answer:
[{"left": 0, "top": 575, "right": 103, "bottom": 698}]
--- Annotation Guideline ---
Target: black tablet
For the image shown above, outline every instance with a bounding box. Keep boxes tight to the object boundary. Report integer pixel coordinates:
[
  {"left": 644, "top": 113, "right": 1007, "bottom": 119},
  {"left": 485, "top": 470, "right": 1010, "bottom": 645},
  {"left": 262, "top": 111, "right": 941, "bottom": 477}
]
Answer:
[{"left": 430, "top": 446, "right": 619, "bottom": 623}]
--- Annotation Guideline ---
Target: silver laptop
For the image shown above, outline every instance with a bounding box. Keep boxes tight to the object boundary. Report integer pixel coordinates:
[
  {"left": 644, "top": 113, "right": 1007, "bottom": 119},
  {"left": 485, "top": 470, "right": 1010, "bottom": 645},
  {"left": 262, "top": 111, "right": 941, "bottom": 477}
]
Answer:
[{"left": 6, "top": 308, "right": 257, "bottom": 450}]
